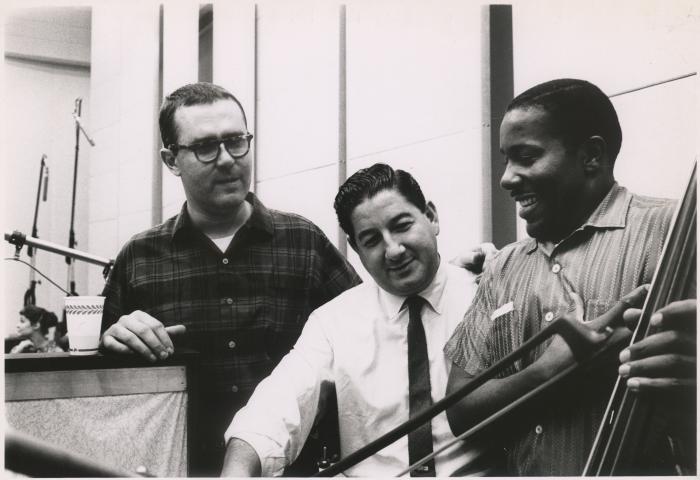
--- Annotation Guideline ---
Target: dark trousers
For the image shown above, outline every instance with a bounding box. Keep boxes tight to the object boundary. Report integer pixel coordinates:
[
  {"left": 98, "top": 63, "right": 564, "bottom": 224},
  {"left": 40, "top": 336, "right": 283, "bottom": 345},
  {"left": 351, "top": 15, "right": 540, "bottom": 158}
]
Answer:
[{"left": 189, "top": 392, "right": 248, "bottom": 477}]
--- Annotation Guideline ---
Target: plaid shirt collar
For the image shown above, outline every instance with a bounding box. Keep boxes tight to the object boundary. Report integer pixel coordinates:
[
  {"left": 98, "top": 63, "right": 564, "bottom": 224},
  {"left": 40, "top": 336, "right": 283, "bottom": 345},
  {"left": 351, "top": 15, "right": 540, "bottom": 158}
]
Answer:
[
  {"left": 170, "top": 192, "right": 275, "bottom": 241},
  {"left": 527, "top": 183, "right": 631, "bottom": 254}
]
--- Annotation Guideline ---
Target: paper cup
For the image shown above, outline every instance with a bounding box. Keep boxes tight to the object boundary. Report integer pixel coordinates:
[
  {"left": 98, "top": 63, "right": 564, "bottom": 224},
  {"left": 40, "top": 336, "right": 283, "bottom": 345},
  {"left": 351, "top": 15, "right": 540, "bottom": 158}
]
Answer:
[{"left": 65, "top": 296, "right": 105, "bottom": 356}]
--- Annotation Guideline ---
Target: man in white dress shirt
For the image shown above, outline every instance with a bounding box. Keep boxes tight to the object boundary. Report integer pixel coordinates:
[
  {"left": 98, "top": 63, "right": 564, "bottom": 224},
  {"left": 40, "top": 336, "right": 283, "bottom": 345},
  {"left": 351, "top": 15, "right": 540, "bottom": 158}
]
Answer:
[{"left": 221, "top": 163, "right": 487, "bottom": 477}]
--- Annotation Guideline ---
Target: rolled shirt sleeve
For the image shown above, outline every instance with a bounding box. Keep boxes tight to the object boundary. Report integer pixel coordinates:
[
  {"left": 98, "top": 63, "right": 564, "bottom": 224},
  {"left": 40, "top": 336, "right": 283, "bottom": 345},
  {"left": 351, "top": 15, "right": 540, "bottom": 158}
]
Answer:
[
  {"left": 224, "top": 311, "right": 334, "bottom": 476},
  {"left": 444, "top": 266, "right": 495, "bottom": 377}
]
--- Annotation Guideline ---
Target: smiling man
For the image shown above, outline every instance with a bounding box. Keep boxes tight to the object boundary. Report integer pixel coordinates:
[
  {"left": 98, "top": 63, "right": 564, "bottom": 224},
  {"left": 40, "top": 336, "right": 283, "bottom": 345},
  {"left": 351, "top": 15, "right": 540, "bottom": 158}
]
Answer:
[
  {"left": 444, "top": 79, "right": 696, "bottom": 476},
  {"left": 221, "top": 164, "right": 489, "bottom": 477},
  {"left": 99, "top": 83, "right": 360, "bottom": 475}
]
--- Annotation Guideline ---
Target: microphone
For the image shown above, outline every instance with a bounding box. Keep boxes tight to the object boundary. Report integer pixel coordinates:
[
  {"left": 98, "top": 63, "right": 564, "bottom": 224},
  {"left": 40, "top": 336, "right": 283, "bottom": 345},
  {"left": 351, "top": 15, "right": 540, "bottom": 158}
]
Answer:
[
  {"left": 42, "top": 165, "right": 49, "bottom": 202},
  {"left": 72, "top": 113, "right": 96, "bottom": 146}
]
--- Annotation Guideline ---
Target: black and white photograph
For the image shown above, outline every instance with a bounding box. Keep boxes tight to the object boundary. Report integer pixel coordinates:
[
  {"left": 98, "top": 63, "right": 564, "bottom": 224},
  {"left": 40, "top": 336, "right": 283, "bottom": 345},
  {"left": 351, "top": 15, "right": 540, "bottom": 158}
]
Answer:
[{"left": 2, "top": 0, "right": 698, "bottom": 477}]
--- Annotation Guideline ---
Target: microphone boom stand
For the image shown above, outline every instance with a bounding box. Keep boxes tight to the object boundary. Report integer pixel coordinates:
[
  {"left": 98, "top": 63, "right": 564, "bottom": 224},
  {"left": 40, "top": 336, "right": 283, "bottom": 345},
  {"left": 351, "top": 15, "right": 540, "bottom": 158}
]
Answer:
[
  {"left": 6, "top": 230, "right": 113, "bottom": 275},
  {"left": 66, "top": 98, "right": 96, "bottom": 297},
  {"left": 66, "top": 99, "right": 82, "bottom": 296},
  {"left": 24, "top": 155, "right": 48, "bottom": 305}
]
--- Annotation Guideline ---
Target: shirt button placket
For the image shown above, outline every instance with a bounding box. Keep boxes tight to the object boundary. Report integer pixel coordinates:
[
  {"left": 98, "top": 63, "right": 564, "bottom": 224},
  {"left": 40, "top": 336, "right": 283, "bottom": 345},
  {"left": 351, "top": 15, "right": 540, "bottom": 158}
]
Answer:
[{"left": 548, "top": 261, "right": 563, "bottom": 324}]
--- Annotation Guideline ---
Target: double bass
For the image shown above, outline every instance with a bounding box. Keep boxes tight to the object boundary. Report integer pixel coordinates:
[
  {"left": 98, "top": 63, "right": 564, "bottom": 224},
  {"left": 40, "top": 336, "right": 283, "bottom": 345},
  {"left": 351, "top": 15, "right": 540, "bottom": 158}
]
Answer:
[{"left": 583, "top": 162, "right": 696, "bottom": 475}]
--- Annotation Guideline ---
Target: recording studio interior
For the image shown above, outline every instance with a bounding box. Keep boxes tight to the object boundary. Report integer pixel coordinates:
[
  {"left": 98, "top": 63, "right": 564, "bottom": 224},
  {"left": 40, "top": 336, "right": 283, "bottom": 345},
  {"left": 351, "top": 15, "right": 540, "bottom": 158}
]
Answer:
[{"left": 2, "top": 1, "right": 697, "bottom": 477}]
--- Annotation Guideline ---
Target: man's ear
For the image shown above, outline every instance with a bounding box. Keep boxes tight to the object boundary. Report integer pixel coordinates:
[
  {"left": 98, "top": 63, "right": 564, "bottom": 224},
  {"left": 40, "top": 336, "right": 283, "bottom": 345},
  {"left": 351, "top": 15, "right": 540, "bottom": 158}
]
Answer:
[
  {"left": 425, "top": 201, "right": 440, "bottom": 236},
  {"left": 160, "top": 148, "right": 181, "bottom": 176},
  {"left": 580, "top": 136, "right": 607, "bottom": 174}
]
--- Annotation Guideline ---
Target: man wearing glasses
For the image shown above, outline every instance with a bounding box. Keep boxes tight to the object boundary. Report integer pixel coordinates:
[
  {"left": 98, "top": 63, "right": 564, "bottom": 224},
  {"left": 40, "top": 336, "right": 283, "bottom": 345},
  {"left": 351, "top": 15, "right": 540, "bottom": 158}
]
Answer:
[{"left": 99, "top": 82, "right": 361, "bottom": 475}]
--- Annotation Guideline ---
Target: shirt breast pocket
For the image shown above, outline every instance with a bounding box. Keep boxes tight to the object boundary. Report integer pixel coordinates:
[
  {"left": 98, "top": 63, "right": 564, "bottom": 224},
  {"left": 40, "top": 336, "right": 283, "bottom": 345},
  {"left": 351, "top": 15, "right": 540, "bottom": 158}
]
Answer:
[
  {"left": 487, "top": 306, "right": 521, "bottom": 377},
  {"left": 129, "top": 280, "right": 180, "bottom": 324},
  {"left": 584, "top": 299, "right": 617, "bottom": 323}
]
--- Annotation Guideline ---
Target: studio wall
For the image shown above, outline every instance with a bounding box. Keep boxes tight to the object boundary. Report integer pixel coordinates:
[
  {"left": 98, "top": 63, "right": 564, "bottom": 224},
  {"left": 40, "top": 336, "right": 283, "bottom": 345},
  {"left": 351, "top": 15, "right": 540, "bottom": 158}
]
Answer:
[
  {"left": 2, "top": 1, "right": 698, "bottom": 336},
  {"left": 511, "top": 0, "right": 698, "bottom": 238},
  {"left": 3, "top": 7, "right": 92, "bottom": 335}
]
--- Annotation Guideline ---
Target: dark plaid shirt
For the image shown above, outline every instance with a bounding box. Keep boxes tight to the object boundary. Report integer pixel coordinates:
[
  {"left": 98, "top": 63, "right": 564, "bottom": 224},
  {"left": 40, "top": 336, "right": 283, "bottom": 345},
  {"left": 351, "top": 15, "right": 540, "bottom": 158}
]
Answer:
[
  {"left": 102, "top": 193, "right": 361, "bottom": 399},
  {"left": 445, "top": 184, "right": 677, "bottom": 475}
]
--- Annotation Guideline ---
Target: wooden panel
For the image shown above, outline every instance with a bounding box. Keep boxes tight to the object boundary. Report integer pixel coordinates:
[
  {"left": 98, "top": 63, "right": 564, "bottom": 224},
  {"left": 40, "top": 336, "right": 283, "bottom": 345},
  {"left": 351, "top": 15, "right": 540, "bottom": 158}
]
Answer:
[
  {"left": 161, "top": 1, "right": 199, "bottom": 219},
  {"left": 255, "top": 1, "right": 340, "bottom": 181},
  {"left": 345, "top": 1, "right": 485, "bottom": 263},
  {"left": 6, "top": 366, "right": 187, "bottom": 401},
  {"left": 212, "top": 1, "right": 256, "bottom": 122},
  {"left": 5, "top": 349, "right": 199, "bottom": 372},
  {"left": 212, "top": 1, "right": 257, "bottom": 190},
  {"left": 337, "top": 4, "right": 347, "bottom": 253}
]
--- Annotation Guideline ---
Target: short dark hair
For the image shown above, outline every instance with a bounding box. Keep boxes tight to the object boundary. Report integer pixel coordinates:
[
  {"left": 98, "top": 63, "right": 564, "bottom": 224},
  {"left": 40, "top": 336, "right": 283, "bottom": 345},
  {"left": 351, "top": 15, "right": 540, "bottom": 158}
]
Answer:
[
  {"left": 507, "top": 78, "right": 622, "bottom": 162},
  {"left": 159, "top": 82, "right": 247, "bottom": 148},
  {"left": 20, "top": 305, "right": 58, "bottom": 335},
  {"left": 334, "top": 163, "right": 427, "bottom": 243}
]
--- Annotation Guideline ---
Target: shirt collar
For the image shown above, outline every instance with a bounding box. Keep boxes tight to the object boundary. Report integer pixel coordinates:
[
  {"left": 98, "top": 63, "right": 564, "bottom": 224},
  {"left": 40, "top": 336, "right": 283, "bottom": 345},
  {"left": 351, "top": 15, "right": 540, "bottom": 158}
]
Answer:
[
  {"left": 171, "top": 192, "right": 275, "bottom": 241},
  {"left": 526, "top": 183, "right": 631, "bottom": 254},
  {"left": 244, "top": 192, "right": 275, "bottom": 235},
  {"left": 580, "top": 182, "right": 630, "bottom": 229},
  {"left": 378, "top": 259, "right": 448, "bottom": 320}
]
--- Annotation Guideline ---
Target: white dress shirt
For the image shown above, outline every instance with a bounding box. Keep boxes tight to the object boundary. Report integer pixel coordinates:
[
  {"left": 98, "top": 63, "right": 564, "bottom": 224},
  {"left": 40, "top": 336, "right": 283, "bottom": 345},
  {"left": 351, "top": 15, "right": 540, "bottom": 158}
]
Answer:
[{"left": 225, "top": 261, "right": 484, "bottom": 476}]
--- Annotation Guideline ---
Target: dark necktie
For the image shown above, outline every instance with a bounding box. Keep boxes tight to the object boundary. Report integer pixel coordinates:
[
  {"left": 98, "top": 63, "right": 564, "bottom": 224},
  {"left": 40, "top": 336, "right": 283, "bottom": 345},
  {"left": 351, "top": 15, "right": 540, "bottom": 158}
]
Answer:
[{"left": 405, "top": 295, "right": 436, "bottom": 477}]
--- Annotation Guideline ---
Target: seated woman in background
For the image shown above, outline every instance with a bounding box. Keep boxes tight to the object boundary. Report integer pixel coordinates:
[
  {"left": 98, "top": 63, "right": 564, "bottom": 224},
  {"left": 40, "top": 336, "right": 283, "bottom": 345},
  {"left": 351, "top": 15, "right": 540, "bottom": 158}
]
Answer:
[{"left": 10, "top": 306, "right": 64, "bottom": 353}]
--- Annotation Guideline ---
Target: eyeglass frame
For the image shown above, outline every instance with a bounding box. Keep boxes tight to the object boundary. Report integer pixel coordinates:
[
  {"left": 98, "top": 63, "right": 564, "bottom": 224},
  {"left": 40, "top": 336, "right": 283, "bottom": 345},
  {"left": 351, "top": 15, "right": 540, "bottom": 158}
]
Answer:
[{"left": 168, "top": 133, "right": 254, "bottom": 163}]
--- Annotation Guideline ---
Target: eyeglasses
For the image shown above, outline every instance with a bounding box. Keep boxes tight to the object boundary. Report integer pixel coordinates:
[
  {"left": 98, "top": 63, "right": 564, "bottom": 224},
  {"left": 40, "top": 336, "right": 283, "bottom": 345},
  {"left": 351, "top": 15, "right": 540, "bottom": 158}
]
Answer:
[{"left": 169, "top": 133, "right": 254, "bottom": 163}]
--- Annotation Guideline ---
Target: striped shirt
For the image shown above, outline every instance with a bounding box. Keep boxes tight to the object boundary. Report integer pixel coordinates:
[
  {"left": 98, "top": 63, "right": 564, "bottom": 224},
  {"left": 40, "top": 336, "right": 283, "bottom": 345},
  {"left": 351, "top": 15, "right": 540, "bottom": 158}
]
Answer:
[
  {"left": 444, "top": 183, "right": 676, "bottom": 476},
  {"left": 102, "top": 192, "right": 361, "bottom": 397}
]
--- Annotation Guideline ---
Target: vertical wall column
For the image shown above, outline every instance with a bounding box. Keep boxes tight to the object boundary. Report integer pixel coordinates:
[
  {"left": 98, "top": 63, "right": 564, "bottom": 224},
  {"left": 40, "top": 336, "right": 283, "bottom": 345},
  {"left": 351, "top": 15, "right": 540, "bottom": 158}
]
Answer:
[
  {"left": 88, "top": 2, "right": 160, "bottom": 294},
  {"left": 161, "top": 2, "right": 200, "bottom": 219},
  {"left": 212, "top": 1, "right": 257, "bottom": 189},
  {"left": 337, "top": 4, "right": 348, "bottom": 255},
  {"left": 484, "top": 4, "right": 515, "bottom": 248}
]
